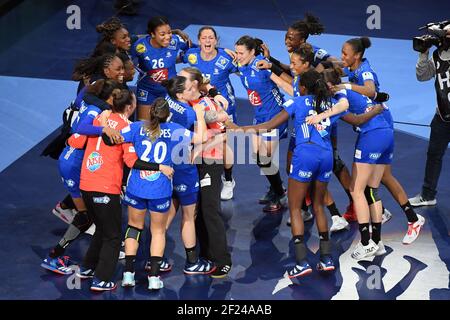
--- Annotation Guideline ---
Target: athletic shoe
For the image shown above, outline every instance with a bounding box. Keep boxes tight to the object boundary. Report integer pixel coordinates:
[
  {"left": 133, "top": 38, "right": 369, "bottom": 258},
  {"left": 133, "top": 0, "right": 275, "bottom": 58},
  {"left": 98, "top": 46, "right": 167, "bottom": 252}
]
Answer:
[
  {"left": 330, "top": 215, "right": 349, "bottom": 232},
  {"left": 259, "top": 187, "right": 275, "bottom": 204},
  {"left": 121, "top": 271, "right": 135, "bottom": 287},
  {"left": 382, "top": 208, "right": 392, "bottom": 224},
  {"left": 351, "top": 240, "right": 379, "bottom": 260},
  {"left": 317, "top": 255, "right": 335, "bottom": 271},
  {"left": 374, "top": 240, "right": 387, "bottom": 256},
  {"left": 184, "top": 258, "right": 216, "bottom": 275},
  {"left": 144, "top": 257, "right": 172, "bottom": 272},
  {"left": 343, "top": 203, "right": 357, "bottom": 222},
  {"left": 40, "top": 255, "right": 73, "bottom": 275},
  {"left": 263, "top": 191, "right": 287, "bottom": 213},
  {"left": 148, "top": 276, "right": 164, "bottom": 290},
  {"left": 76, "top": 266, "right": 95, "bottom": 279},
  {"left": 90, "top": 277, "right": 117, "bottom": 291},
  {"left": 288, "top": 260, "right": 313, "bottom": 279},
  {"left": 52, "top": 203, "right": 77, "bottom": 224},
  {"left": 221, "top": 176, "right": 235, "bottom": 201},
  {"left": 402, "top": 214, "right": 426, "bottom": 245},
  {"left": 84, "top": 224, "right": 96, "bottom": 235},
  {"left": 409, "top": 194, "right": 437, "bottom": 207},
  {"left": 210, "top": 265, "right": 232, "bottom": 279}
]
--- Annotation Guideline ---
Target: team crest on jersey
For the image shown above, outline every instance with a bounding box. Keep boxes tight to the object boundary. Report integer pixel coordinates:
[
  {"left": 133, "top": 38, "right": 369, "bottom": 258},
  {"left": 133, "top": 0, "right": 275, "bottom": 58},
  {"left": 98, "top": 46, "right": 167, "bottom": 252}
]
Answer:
[
  {"left": 215, "top": 56, "right": 229, "bottom": 70},
  {"left": 136, "top": 43, "right": 146, "bottom": 54},
  {"left": 167, "top": 39, "right": 177, "bottom": 50},
  {"left": 140, "top": 170, "right": 161, "bottom": 181},
  {"left": 188, "top": 53, "right": 197, "bottom": 65},
  {"left": 137, "top": 89, "right": 148, "bottom": 101},
  {"left": 86, "top": 152, "right": 103, "bottom": 172}
]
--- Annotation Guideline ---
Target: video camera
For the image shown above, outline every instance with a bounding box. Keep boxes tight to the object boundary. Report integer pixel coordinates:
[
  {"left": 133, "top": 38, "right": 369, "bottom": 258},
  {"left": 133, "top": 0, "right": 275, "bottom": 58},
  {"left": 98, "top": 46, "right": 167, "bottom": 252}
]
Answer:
[{"left": 413, "top": 20, "right": 450, "bottom": 53}]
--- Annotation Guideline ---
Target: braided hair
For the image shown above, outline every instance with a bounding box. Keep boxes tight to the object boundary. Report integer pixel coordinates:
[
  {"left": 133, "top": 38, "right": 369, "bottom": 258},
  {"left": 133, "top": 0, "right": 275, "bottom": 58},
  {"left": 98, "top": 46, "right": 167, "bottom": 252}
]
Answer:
[
  {"left": 299, "top": 69, "right": 332, "bottom": 114},
  {"left": 290, "top": 13, "right": 324, "bottom": 41},
  {"left": 96, "top": 17, "right": 126, "bottom": 43}
]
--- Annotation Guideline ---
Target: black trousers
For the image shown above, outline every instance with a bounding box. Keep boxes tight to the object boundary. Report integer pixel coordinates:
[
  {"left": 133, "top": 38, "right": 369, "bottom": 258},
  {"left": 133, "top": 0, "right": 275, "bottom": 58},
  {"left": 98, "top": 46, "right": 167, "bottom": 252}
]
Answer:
[
  {"left": 81, "top": 191, "right": 122, "bottom": 282},
  {"left": 422, "top": 114, "right": 450, "bottom": 200},
  {"left": 195, "top": 162, "right": 231, "bottom": 266}
]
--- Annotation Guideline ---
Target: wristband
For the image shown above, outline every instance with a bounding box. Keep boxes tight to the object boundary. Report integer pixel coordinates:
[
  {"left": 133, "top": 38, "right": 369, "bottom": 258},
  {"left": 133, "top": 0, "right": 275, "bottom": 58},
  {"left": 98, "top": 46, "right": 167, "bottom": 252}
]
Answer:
[
  {"left": 269, "top": 56, "right": 281, "bottom": 67},
  {"left": 270, "top": 63, "right": 284, "bottom": 77},
  {"left": 344, "top": 83, "right": 352, "bottom": 90}
]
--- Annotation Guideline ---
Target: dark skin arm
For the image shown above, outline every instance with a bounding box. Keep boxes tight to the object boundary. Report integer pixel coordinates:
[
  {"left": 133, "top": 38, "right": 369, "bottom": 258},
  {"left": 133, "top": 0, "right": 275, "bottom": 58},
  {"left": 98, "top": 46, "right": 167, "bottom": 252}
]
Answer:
[
  {"left": 226, "top": 110, "right": 290, "bottom": 132},
  {"left": 341, "top": 104, "right": 384, "bottom": 126}
]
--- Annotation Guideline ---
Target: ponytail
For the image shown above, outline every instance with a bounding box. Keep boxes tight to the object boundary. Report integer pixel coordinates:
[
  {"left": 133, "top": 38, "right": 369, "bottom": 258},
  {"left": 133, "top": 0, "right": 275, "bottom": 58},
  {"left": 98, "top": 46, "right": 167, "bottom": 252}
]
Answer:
[
  {"left": 346, "top": 37, "right": 371, "bottom": 58},
  {"left": 145, "top": 97, "right": 170, "bottom": 142},
  {"left": 300, "top": 69, "right": 332, "bottom": 114}
]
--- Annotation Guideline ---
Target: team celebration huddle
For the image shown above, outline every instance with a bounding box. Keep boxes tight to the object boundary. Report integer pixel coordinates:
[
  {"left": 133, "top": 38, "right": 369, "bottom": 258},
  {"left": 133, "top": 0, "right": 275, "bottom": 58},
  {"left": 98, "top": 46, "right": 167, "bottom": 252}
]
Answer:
[{"left": 40, "top": 13, "right": 426, "bottom": 292}]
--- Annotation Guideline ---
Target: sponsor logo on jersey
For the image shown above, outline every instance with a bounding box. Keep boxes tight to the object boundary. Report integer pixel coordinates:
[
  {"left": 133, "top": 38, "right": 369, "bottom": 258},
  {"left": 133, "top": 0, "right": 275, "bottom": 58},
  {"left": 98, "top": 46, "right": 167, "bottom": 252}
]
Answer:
[
  {"left": 166, "top": 51, "right": 172, "bottom": 58},
  {"left": 140, "top": 170, "right": 161, "bottom": 182},
  {"left": 93, "top": 196, "right": 110, "bottom": 204},
  {"left": 355, "top": 149, "right": 362, "bottom": 159},
  {"left": 251, "top": 70, "right": 256, "bottom": 77},
  {"left": 123, "top": 195, "right": 137, "bottom": 206},
  {"left": 324, "top": 171, "right": 332, "bottom": 179},
  {"left": 66, "top": 179, "right": 75, "bottom": 188},
  {"left": 247, "top": 89, "right": 262, "bottom": 106},
  {"left": 188, "top": 53, "right": 197, "bottom": 65},
  {"left": 168, "top": 39, "right": 177, "bottom": 50},
  {"left": 156, "top": 200, "right": 171, "bottom": 211},
  {"left": 175, "top": 184, "right": 187, "bottom": 192},
  {"left": 86, "top": 152, "right": 103, "bottom": 172},
  {"left": 369, "top": 153, "right": 381, "bottom": 160},
  {"left": 136, "top": 43, "right": 146, "bottom": 54},
  {"left": 148, "top": 68, "right": 169, "bottom": 83},
  {"left": 213, "top": 68, "right": 219, "bottom": 75},
  {"left": 298, "top": 170, "right": 313, "bottom": 178}
]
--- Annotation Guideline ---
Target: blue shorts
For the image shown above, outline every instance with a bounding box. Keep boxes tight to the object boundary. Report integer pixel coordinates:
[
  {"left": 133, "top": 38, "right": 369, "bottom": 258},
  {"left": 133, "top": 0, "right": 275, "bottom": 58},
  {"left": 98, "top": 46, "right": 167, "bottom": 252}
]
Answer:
[
  {"left": 173, "top": 165, "right": 199, "bottom": 206},
  {"left": 254, "top": 114, "right": 288, "bottom": 141},
  {"left": 58, "top": 147, "right": 84, "bottom": 198},
  {"left": 354, "top": 128, "right": 394, "bottom": 165},
  {"left": 289, "top": 143, "right": 333, "bottom": 183},
  {"left": 123, "top": 191, "right": 171, "bottom": 213},
  {"left": 136, "top": 86, "right": 164, "bottom": 105}
]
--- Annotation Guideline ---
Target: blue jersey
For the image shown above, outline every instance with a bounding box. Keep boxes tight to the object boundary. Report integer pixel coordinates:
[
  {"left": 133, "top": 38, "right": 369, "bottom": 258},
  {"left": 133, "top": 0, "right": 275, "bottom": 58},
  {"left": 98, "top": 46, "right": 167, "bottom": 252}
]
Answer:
[
  {"left": 283, "top": 95, "right": 345, "bottom": 151},
  {"left": 311, "top": 45, "right": 330, "bottom": 67},
  {"left": 344, "top": 58, "right": 380, "bottom": 91},
  {"left": 121, "top": 121, "right": 193, "bottom": 199},
  {"left": 71, "top": 101, "right": 101, "bottom": 134},
  {"left": 334, "top": 89, "right": 390, "bottom": 133},
  {"left": 292, "top": 75, "right": 301, "bottom": 97},
  {"left": 343, "top": 59, "right": 393, "bottom": 127},
  {"left": 165, "top": 94, "right": 197, "bottom": 169},
  {"left": 131, "top": 34, "right": 189, "bottom": 99},
  {"left": 238, "top": 54, "right": 284, "bottom": 121},
  {"left": 183, "top": 48, "right": 238, "bottom": 114}
]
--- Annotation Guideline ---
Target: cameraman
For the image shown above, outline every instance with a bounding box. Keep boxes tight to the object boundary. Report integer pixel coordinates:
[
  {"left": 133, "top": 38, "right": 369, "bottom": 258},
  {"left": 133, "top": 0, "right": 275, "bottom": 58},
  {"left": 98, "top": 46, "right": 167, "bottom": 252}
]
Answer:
[{"left": 409, "top": 25, "right": 450, "bottom": 207}]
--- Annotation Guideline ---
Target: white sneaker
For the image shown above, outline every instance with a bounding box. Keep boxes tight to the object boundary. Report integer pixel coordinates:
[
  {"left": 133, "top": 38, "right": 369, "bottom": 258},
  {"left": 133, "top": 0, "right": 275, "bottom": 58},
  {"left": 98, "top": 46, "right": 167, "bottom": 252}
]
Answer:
[
  {"left": 374, "top": 240, "right": 387, "bottom": 256},
  {"left": 382, "top": 208, "right": 392, "bottom": 224},
  {"left": 84, "top": 224, "right": 96, "bottom": 235},
  {"left": 402, "top": 214, "right": 426, "bottom": 245},
  {"left": 148, "top": 275, "right": 164, "bottom": 290},
  {"left": 52, "top": 203, "right": 77, "bottom": 224},
  {"left": 302, "top": 210, "right": 313, "bottom": 222},
  {"left": 408, "top": 194, "right": 437, "bottom": 207},
  {"left": 330, "top": 216, "right": 349, "bottom": 232},
  {"left": 121, "top": 272, "right": 135, "bottom": 287},
  {"left": 221, "top": 176, "right": 235, "bottom": 201},
  {"left": 351, "top": 239, "right": 379, "bottom": 260}
]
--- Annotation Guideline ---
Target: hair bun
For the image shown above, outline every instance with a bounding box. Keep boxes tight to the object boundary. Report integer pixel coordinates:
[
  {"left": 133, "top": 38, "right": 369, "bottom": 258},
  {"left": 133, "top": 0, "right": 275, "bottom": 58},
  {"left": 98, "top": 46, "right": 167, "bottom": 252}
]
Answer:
[{"left": 360, "top": 37, "right": 371, "bottom": 49}]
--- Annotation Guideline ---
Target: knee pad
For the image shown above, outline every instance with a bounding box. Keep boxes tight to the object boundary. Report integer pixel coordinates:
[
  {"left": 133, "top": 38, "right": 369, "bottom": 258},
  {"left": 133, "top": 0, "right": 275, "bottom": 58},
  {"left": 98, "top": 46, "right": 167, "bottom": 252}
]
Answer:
[
  {"left": 333, "top": 152, "right": 345, "bottom": 176},
  {"left": 364, "top": 186, "right": 380, "bottom": 205},
  {"left": 72, "top": 211, "right": 93, "bottom": 231},
  {"left": 125, "top": 225, "right": 142, "bottom": 242}
]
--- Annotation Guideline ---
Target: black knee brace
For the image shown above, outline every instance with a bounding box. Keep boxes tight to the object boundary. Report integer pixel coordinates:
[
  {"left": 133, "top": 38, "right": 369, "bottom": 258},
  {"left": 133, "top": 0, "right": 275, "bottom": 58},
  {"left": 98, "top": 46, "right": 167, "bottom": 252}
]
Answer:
[
  {"left": 72, "top": 211, "right": 93, "bottom": 232},
  {"left": 364, "top": 186, "right": 380, "bottom": 205},
  {"left": 125, "top": 225, "right": 143, "bottom": 242},
  {"left": 333, "top": 150, "right": 346, "bottom": 176}
]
